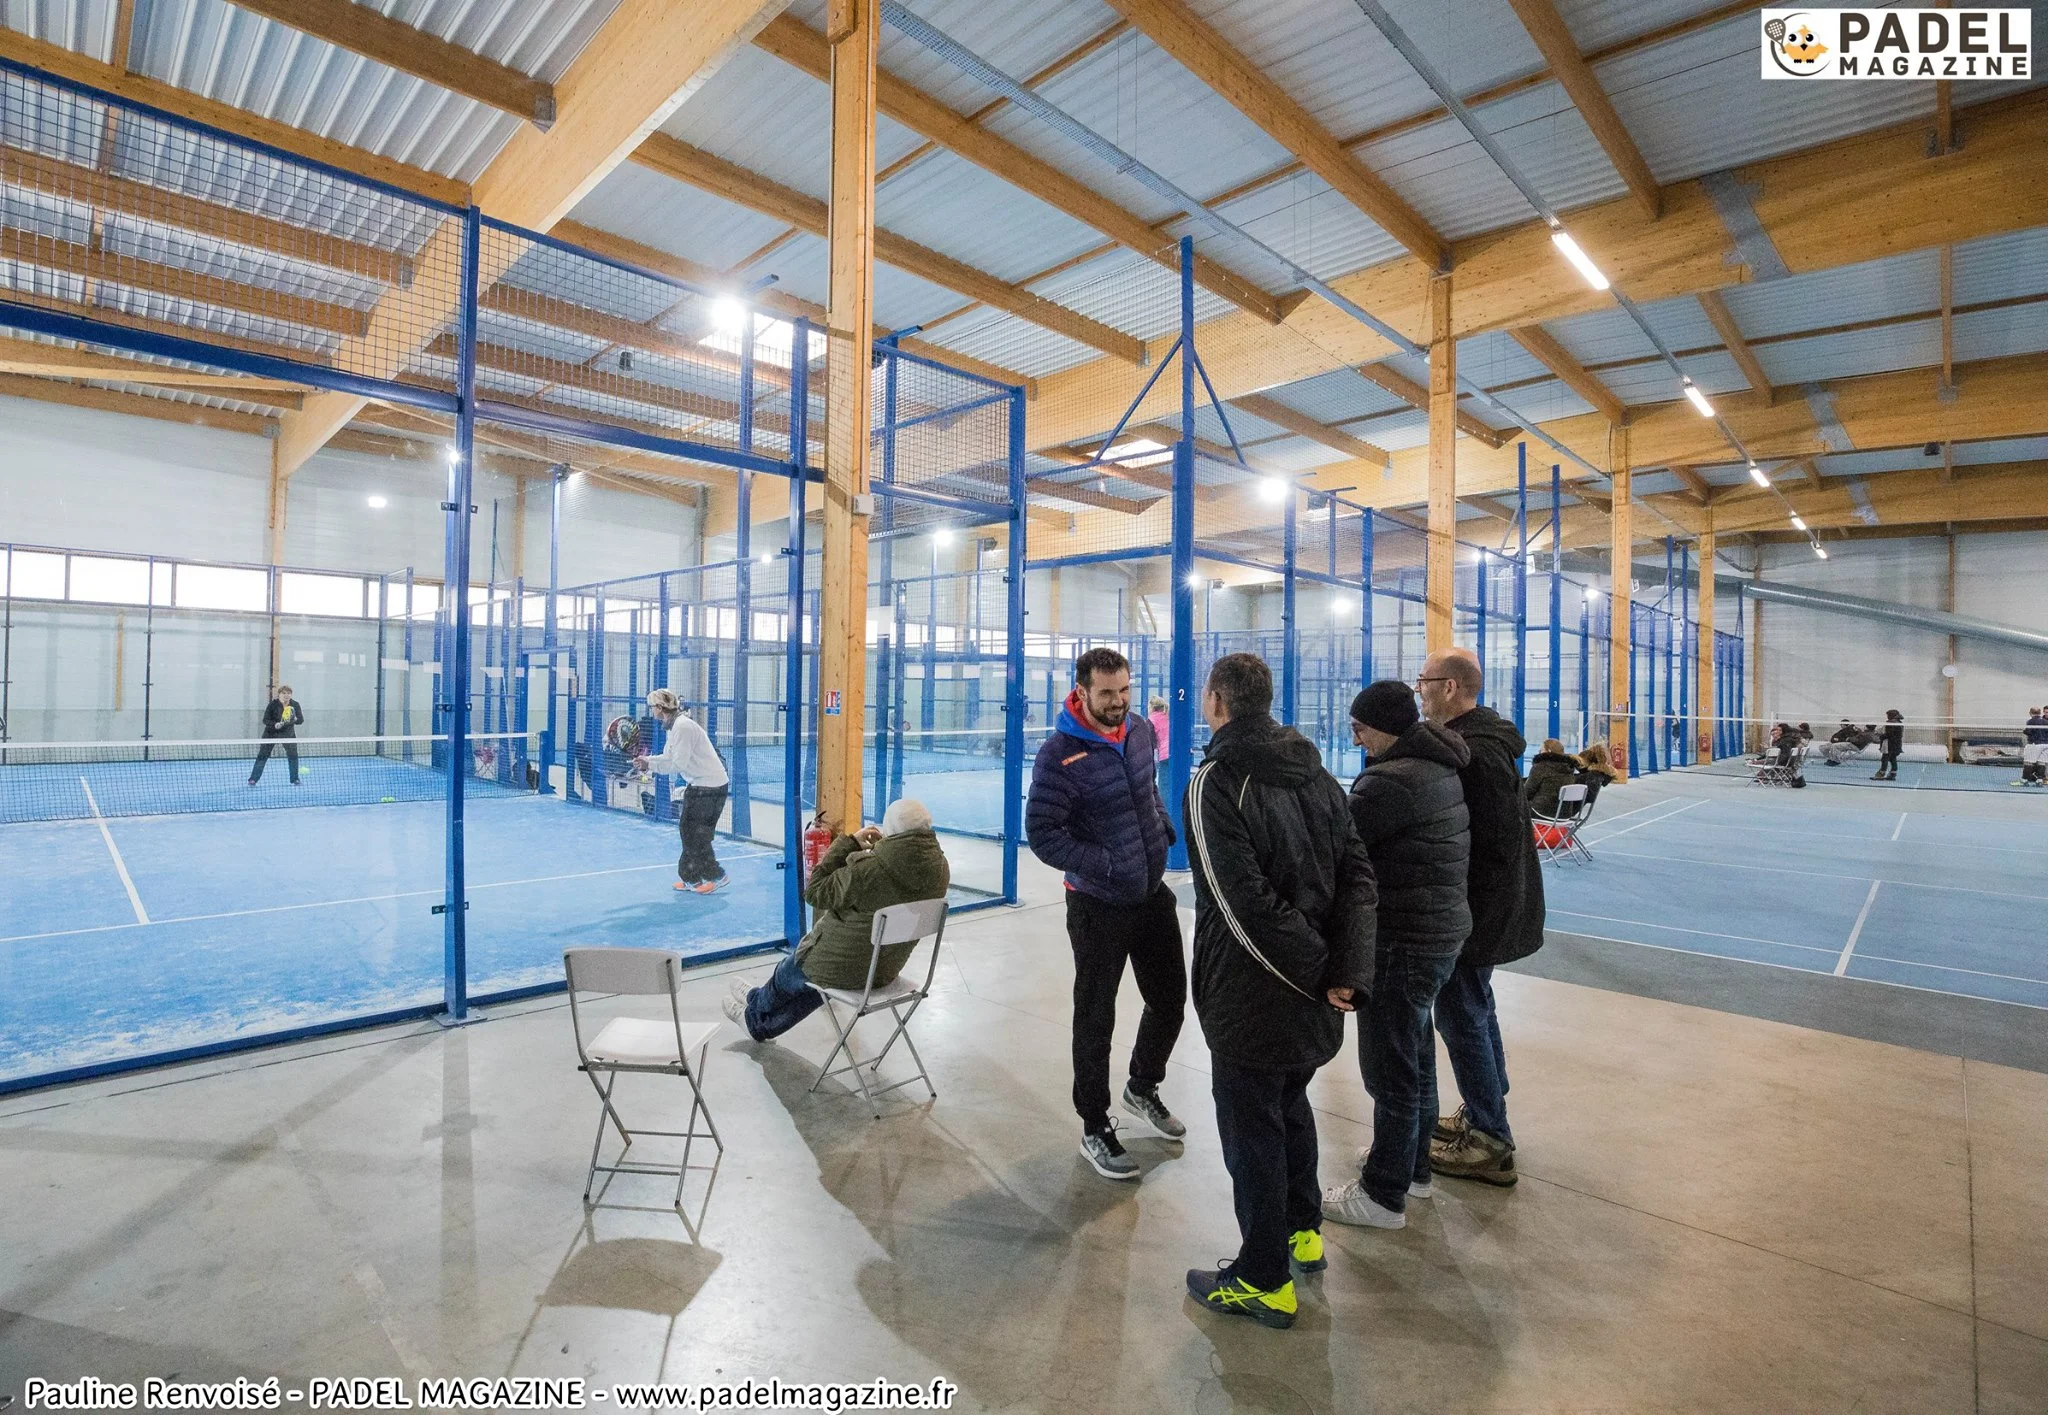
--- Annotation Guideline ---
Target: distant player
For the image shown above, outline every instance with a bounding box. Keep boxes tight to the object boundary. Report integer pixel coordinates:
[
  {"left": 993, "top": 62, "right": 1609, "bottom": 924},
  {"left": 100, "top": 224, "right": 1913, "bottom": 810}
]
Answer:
[
  {"left": 2018, "top": 707, "right": 2048, "bottom": 787},
  {"left": 248, "top": 684, "right": 303, "bottom": 786},
  {"left": 637, "top": 688, "right": 731, "bottom": 894}
]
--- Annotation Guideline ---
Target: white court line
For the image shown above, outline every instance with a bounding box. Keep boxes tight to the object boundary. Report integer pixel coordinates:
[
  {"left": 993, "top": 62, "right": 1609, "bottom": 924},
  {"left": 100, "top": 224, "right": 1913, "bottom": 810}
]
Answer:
[
  {"left": 1594, "top": 848, "right": 2048, "bottom": 902},
  {"left": 1569, "top": 795, "right": 1683, "bottom": 830},
  {"left": 1617, "top": 814, "right": 2040, "bottom": 855},
  {"left": 1833, "top": 880, "right": 1882, "bottom": 976},
  {"left": 1581, "top": 798, "right": 1705, "bottom": 843},
  {"left": 79, "top": 778, "right": 149, "bottom": 925},
  {"left": 1891, "top": 811, "right": 1908, "bottom": 842},
  {"left": 1547, "top": 929, "right": 2048, "bottom": 1013},
  {"left": 0, "top": 846, "right": 783, "bottom": 948},
  {"left": 1547, "top": 908, "right": 1839, "bottom": 956}
]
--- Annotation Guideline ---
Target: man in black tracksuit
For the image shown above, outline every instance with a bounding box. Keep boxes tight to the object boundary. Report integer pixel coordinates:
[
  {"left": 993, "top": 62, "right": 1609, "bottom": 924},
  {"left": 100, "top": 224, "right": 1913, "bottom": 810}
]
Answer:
[
  {"left": 1874, "top": 709, "right": 1906, "bottom": 780},
  {"left": 1324, "top": 681, "right": 1471, "bottom": 1231},
  {"left": 1419, "top": 648, "right": 1545, "bottom": 1187},
  {"left": 1027, "top": 646, "right": 1185, "bottom": 1182},
  {"left": 248, "top": 684, "right": 304, "bottom": 786},
  {"left": 1183, "top": 654, "right": 1375, "bottom": 1330}
]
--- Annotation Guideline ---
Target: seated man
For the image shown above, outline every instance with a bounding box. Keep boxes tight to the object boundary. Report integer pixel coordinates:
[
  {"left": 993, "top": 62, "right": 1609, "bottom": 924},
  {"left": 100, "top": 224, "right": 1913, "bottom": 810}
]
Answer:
[
  {"left": 1821, "top": 722, "right": 1877, "bottom": 766},
  {"left": 722, "top": 798, "right": 950, "bottom": 1041}
]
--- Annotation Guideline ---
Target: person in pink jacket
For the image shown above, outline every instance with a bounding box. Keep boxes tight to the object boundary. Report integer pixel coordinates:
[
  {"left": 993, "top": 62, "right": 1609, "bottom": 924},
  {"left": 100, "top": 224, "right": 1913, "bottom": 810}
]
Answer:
[{"left": 1147, "top": 696, "right": 1170, "bottom": 793}]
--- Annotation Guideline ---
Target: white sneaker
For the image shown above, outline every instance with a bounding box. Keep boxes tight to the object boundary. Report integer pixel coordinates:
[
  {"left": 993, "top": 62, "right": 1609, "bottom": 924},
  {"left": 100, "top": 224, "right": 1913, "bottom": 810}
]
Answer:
[
  {"left": 720, "top": 993, "right": 746, "bottom": 1027},
  {"left": 1322, "top": 1180, "right": 1406, "bottom": 1229},
  {"left": 1353, "top": 1146, "right": 1436, "bottom": 1198}
]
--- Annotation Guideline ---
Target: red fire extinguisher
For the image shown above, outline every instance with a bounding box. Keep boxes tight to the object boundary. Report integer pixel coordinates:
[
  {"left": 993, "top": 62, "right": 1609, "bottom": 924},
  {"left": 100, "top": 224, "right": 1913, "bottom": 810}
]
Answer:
[{"left": 802, "top": 811, "right": 834, "bottom": 880}]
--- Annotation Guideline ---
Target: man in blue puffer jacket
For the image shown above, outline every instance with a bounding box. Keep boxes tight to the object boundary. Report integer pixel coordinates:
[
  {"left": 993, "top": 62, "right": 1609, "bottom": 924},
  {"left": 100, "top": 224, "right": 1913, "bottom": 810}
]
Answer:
[{"left": 1028, "top": 646, "right": 1186, "bottom": 1182}]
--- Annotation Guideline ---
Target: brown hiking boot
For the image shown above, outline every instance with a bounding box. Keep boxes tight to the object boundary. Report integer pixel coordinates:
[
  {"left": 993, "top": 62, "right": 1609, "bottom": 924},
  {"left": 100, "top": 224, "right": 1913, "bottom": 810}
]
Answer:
[
  {"left": 1431, "top": 1105, "right": 1471, "bottom": 1146},
  {"left": 1430, "top": 1128, "right": 1517, "bottom": 1186}
]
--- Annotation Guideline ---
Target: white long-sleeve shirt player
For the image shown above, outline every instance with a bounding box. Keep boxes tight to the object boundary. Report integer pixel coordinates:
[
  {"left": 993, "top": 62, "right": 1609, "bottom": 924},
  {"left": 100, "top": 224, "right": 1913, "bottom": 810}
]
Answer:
[{"left": 641, "top": 713, "right": 730, "bottom": 789}]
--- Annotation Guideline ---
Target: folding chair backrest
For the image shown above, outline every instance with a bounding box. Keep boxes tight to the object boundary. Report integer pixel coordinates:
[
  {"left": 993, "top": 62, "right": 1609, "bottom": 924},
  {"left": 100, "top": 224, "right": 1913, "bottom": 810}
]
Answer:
[
  {"left": 1556, "top": 783, "right": 1589, "bottom": 818},
  {"left": 564, "top": 946, "right": 682, "bottom": 997},
  {"left": 872, "top": 897, "right": 948, "bottom": 949}
]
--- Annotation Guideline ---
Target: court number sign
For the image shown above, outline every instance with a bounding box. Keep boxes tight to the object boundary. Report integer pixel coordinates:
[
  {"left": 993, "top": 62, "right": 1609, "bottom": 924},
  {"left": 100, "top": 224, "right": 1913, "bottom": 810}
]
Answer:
[{"left": 1761, "top": 9, "right": 2031, "bottom": 79}]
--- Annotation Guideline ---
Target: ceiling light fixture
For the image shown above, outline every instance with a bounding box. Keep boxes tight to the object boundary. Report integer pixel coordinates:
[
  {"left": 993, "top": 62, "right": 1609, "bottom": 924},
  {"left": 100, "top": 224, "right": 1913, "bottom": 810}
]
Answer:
[
  {"left": 1790, "top": 514, "right": 1807, "bottom": 531},
  {"left": 1549, "top": 229, "right": 1610, "bottom": 291},
  {"left": 1748, "top": 463, "right": 1770, "bottom": 488},
  {"left": 1259, "top": 477, "right": 1287, "bottom": 504},
  {"left": 1812, "top": 542, "right": 1829, "bottom": 560},
  {"left": 934, "top": 528, "right": 956, "bottom": 548},
  {"left": 711, "top": 296, "right": 747, "bottom": 335},
  {"left": 1682, "top": 380, "right": 1715, "bottom": 418},
  {"left": 366, "top": 494, "right": 388, "bottom": 509}
]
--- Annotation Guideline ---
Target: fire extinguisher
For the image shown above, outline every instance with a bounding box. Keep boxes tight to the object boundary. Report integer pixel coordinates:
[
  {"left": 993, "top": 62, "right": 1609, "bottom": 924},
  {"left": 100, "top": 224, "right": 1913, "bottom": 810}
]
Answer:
[{"left": 802, "top": 811, "right": 834, "bottom": 879}]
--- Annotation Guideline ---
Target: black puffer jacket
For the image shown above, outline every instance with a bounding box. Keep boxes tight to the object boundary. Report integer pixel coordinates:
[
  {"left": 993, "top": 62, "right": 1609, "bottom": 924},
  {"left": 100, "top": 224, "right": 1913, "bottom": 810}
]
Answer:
[
  {"left": 1523, "top": 750, "right": 1580, "bottom": 817},
  {"left": 1348, "top": 721, "right": 1471, "bottom": 957},
  {"left": 1446, "top": 706, "right": 1546, "bottom": 969},
  {"left": 1185, "top": 713, "right": 1376, "bottom": 1069}
]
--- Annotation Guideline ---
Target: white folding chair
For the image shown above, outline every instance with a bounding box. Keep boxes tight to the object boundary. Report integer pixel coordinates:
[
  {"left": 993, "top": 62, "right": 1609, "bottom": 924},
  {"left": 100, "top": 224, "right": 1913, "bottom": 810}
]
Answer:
[
  {"left": 563, "top": 947, "right": 722, "bottom": 1209},
  {"left": 808, "top": 898, "right": 949, "bottom": 1118},
  {"left": 1750, "top": 742, "right": 1809, "bottom": 787},
  {"left": 1533, "top": 782, "right": 1595, "bottom": 865}
]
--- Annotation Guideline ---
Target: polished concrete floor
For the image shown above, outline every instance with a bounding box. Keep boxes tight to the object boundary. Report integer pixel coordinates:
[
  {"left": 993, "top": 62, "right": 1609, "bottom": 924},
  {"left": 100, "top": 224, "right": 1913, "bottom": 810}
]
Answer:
[{"left": 3, "top": 838, "right": 2045, "bottom": 1413}]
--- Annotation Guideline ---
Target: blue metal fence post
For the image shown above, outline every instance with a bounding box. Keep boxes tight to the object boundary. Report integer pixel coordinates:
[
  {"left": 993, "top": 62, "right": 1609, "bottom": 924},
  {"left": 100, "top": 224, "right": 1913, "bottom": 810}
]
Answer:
[
  {"left": 1360, "top": 508, "right": 1374, "bottom": 686},
  {"left": 1475, "top": 549, "right": 1489, "bottom": 699},
  {"left": 441, "top": 205, "right": 481, "bottom": 1022},
  {"left": 1578, "top": 593, "right": 1591, "bottom": 749},
  {"left": 1280, "top": 488, "right": 1298, "bottom": 725},
  {"left": 538, "top": 469, "right": 561, "bottom": 794},
  {"left": 1003, "top": 385, "right": 1027, "bottom": 905},
  {"left": 1514, "top": 442, "right": 1528, "bottom": 738},
  {"left": 783, "top": 321, "right": 811, "bottom": 945},
  {"left": 1680, "top": 538, "right": 1693, "bottom": 766},
  {"left": 1167, "top": 236, "right": 1197, "bottom": 871},
  {"left": 732, "top": 313, "right": 755, "bottom": 836},
  {"left": 1547, "top": 462, "right": 1562, "bottom": 745},
  {"left": 653, "top": 577, "right": 673, "bottom": 821}
]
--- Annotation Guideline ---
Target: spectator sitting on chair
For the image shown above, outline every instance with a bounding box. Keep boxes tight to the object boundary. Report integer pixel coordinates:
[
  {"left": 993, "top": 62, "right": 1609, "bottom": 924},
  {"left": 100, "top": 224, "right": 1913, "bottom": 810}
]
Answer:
[
  {"left": 1576, "top": 742, "right": 1619, "bottom": 801},
  {"left": 1523, "top": 739, "right": 1581, "bottom": 817},
  {"left": 1822, "top": 721, "right": 1877, "bottom": 767},
  {"left": 722, "top": 798, "right": 950, "bottom": 1042},
  {"left": 248, "top": 684, "right": 304, "bottom": 786}
]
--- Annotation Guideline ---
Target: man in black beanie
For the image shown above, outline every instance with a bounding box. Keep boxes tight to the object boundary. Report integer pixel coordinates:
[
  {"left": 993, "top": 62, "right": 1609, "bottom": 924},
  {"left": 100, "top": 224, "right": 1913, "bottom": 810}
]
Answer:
[{"left": 1323, "top": 681, "right": 1473, "bottom": 1230}]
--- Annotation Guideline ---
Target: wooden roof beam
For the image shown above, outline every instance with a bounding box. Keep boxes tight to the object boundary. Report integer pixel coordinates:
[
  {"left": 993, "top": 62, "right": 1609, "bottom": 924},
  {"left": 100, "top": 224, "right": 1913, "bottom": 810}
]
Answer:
[
  {"left": 1098, "top": 0, "right": 1448, "bottom": 268},
  {"left": 1505, "top": 0, "right": 1661, "bottom": 219},
  {"left": 631, "top": 135, "right": 1143, "bottom": 365},
  {"left": 1508, "top": 324, "right": 1625, "bottom": 423},
  {"left": 0, "top": 29, "right": 470, "bottom": 206},
  {"left": 1352, "top": 362, "right": 1510, "bottom": 448},
  {"left": 554, "top": 219, "right": 1033, "bottom": 395},
  {"left": 1696, "top": 289, "right": 1774, "bottom": 403},
  {"left": 751, "top": 16, "right": 1283, "bottom": 324},
  {"left": 275, "top": 0, "right": 795, "bottom": 477},
  {"left": 0, "top": 370, "right": 276, "bottom": 436},
  {"left": 1228, "top": 393, "right": 1391, "bottom": 466},
  {"left": 1024, "top": 88, "right": 2048, "bottom": 453},
  {"left": 1667, "top": 464, "right": 1714, "bottom": 505},
  {"left": 225, "top": 0, "right": 555, "bottom": 126}
]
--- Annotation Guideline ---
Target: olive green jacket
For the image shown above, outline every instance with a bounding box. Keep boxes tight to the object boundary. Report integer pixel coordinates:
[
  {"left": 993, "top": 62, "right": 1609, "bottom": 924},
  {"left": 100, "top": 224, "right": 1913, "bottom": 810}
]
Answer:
[{"left": 795, "top": 828, "right": 951, "bottom": 989}]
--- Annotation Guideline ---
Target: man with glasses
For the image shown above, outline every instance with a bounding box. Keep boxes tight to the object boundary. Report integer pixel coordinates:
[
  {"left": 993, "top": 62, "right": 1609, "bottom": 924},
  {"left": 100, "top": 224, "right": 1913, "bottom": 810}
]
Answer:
[{"left": 1415, "top": 648, "right": 1545, "bottom": 1187}]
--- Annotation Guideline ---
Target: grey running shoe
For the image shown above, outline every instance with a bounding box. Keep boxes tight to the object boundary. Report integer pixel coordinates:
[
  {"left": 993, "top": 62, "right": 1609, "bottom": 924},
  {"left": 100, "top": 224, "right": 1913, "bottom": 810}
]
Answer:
[
  {"left": 1080, "top": 1124, "right": 1139, "bottom": 1181},
  {"left": 1121, "top": 1082, "right": 1187, "bottom": 1139}
]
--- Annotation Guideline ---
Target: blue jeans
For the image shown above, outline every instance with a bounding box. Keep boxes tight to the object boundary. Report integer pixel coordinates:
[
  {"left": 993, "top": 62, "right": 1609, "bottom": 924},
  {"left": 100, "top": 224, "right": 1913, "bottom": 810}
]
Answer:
[
  {"left": 744, "top": 951, "right": 823, "bottom": 1041},
  {"left": 1434, "top": 960, "right": 1512, "bottom": 1146},
  {"left": 1356, "top": 947, "right": 1460, "bottom": 1211}
]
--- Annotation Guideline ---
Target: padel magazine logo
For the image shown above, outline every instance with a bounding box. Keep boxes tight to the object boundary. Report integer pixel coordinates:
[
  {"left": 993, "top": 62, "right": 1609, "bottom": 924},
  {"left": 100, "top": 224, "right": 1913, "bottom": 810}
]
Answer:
[{"left": 1761, "top": 9, "right": 2032, "bottom": 78}]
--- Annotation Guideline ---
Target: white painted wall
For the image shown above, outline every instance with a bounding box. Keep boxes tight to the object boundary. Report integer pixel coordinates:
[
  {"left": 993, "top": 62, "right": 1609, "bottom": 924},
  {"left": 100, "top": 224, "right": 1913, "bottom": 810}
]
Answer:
[{"left": 1, "top": 394, "right": 703, "bottom": 742}]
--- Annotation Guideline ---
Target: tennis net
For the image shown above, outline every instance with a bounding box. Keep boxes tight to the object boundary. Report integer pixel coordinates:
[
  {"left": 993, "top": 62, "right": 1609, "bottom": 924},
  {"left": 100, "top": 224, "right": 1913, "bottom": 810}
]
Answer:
[{"left": 0, "top": 733, "right": 536, "bottom": 825}]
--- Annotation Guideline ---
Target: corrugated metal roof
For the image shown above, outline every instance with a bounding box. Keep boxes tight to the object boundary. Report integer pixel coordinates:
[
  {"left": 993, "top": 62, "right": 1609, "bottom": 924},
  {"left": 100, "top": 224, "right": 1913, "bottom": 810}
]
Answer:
[
  {"left": 1551, "top": 0, "right": 1736, "bottom": 55},
  {"left": 1719, "top": 250, "right": 1937, "bottom": 340},
  {"left": 1954, "top": 227, "right": 2048, "bottom": 306},
  {"left": 1182, "top": 0, "right": 1443, "bottom": 141},
  {"left": 568, "top": 163, "right": 791, "bottom": 272},
  {"left": 658, "top": 44, "right": 928, "bottom": 197},
  {"left": 878, "top": 149, "right": 1109, "bottom": 285},
  {"left": 871, "top": 0, "right": 1122, "bottom": 123}
]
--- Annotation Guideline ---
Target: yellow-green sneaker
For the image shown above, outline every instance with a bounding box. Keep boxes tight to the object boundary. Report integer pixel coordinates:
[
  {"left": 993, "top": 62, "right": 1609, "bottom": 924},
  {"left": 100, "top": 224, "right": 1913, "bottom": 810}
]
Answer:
[
  {"left": 1289, "top": 1228, "right": 1326, "bottom": 1273},
  {"left": 1185, "top": 1265, "right": 1297, "bottom": 1329}
]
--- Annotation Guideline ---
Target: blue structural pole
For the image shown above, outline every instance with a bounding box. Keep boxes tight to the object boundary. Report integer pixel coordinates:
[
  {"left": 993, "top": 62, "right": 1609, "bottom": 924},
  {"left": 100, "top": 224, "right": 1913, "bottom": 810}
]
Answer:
[
  {"left": 1662, "top": 536, "right": 1675, "bottom": 771},
  {"left": 1546, "top": 462, "right": 1562, "bottom": 745},
  {"left": 1514, "top": 442, "right": 1528, "bottom": 739},
  {"left": 1360, "top": 508, "right": 1374, "bottom": 686},
  {"left": 1475, "top": 550, "right": 1489, "bottom": 698},
  {"left": 732, "top": 316, "right": 755, "bottom": 836},
  {"left": 1167, "top": 236, "right": 1197, "bottom": 871},
  {"left": 1280, "top": 489, "right": 1298, "bottom": 725},
  {"left": 1680, "top": 539, "right": 1693, "bottom": 766},
  {"left": 1003, "top": 384, "right": 1027, "bottom": 905},
  {"left": 653, "top": 577, "right": 673, "bottom": 821},
  {"left": 440, "top": 206, "right": 481, "bottom": 1022},
  {"left": 1578, "top": 594, "right": 1591, "bottom": 750},
  {"left": 783, "top": 321, "right": 810, "bottom": 945},
  {"left": 587, "top": 592, "right": 605, "bottom": 806},
  {"left": 539, "top": 468, "right": 561, "bottom": 795}
]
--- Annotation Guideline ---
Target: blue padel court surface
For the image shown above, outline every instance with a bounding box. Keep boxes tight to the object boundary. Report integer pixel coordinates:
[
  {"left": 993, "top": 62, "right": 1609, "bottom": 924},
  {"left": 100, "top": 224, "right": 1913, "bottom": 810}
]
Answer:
[
  {"left": 0, "top": 792, "right": 792, "bottom": 1086},
  {"left": 1546, "top": 789, "right": 2048, "bottom": 1009},
  {"left": 1683, "top": 756, "right": 2045, "bottom": 794}
]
